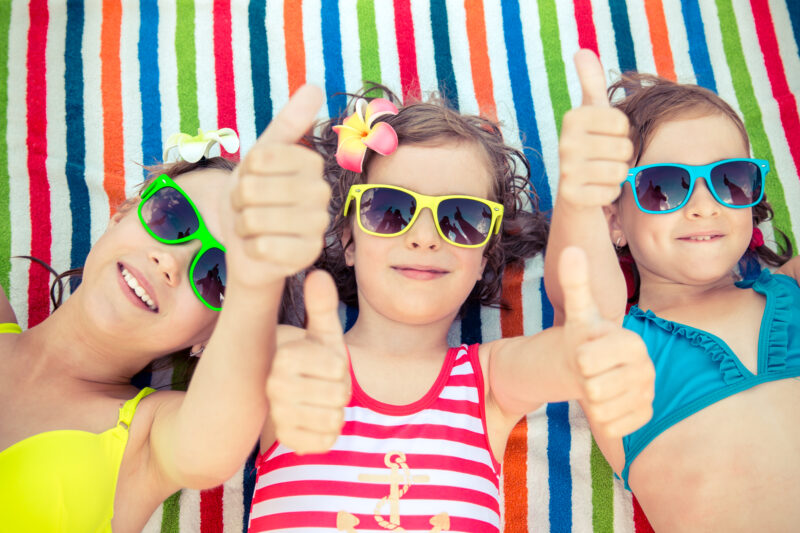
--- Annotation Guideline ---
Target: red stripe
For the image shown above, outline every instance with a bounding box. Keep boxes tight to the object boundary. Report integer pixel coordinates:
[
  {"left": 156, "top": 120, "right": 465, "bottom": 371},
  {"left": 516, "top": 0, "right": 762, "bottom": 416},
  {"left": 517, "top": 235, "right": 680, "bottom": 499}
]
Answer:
[
  {"left": 101, "top": 1, "right": 124, "bottom": 216},
  {"left": 250, "top": 512, "right": 496, "bottom": 532},
  {"left": 393, "top": 0, "right": 421, "bottom": 101},
  {"left": 464, "top": 0, "right": 497, "bottom": 121},
  {"left": 644, "top": 0, "right": 676, "bottom": 80},
  {"left": 200, "top": 484, "right": 224, "bottom": 533},
  {"left": 26, "top": 0, "right": 50, "bottom": 327},
  {"left": 751, "top": 0, "right": 800, "bottom": 176},
  {"left": 284, "top": 1, "right": 306, "bottom": 93},
  {"left": 213, "top": 0, "right": 239, "bottom": 161},
  {"left": 633, "top": 494, "right": 655, "bottom": 532},
  {"left": 573, "top": 0, "right": 599, "bottom": 54},
  {"left": 342, "top": 420, "right": 489, "bottom": 447}
]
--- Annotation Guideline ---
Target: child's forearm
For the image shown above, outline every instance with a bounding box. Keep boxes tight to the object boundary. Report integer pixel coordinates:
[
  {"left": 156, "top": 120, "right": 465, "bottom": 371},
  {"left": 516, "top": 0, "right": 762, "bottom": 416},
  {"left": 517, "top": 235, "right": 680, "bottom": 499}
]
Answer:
[
  {"left": 544, "top": 198, "right": 626, "bottom": 325},
  {"left": 153, "top": 280, "right": 283, "bottom": 488}
]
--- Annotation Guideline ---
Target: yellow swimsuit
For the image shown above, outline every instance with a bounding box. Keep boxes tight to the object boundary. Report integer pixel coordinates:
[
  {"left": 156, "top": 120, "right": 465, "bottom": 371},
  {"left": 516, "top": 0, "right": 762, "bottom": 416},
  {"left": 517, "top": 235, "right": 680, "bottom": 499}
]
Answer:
[{"left": 0, "top": 325, "right": 155, "bottom": 531}]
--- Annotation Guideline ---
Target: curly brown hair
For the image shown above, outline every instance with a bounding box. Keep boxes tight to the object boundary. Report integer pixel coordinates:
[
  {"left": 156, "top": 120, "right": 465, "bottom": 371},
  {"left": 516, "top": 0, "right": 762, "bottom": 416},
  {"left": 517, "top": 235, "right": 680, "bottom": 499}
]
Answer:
[
  {"left": 306, "top": 84, "right": 549, "bottom": 315},
  {"left": 607, "top": 73, "right": 792, "bottom": 301}
]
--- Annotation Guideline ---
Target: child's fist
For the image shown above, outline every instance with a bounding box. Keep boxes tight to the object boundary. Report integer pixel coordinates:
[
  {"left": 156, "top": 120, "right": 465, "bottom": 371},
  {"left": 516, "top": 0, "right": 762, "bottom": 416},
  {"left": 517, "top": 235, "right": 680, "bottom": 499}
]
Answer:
[
  {"left": 223, "top": 85, "right": 329, "bottom": 288},
  {"left": 559, "top": 247, "right": 654, "bottom": 437},
  {"left": 558, "top": 50, "right": 633, "bottom": 209},
  {"left": 265, "top": 270, "right": 351, "bottom": 454}
]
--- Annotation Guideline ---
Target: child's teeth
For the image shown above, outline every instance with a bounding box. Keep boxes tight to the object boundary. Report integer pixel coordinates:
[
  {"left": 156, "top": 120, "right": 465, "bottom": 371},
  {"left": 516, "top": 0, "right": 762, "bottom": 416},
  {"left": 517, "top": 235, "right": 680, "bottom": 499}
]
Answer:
[{"left": 121, "top": 267, "right": 156, "bottom": 310}]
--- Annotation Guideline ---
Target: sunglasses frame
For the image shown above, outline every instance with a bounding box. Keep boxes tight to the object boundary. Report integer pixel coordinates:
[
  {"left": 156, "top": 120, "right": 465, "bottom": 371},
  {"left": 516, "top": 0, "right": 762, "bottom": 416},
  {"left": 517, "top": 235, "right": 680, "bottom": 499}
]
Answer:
[
  {"left": 138, "top": 173, "right": 226, "bottom": 311},
  {"left": 622, "top": 158, "right": 769, "bottom": 214},
  {"left": 344, "top": 184, "right": 504, "bottom": 248}
]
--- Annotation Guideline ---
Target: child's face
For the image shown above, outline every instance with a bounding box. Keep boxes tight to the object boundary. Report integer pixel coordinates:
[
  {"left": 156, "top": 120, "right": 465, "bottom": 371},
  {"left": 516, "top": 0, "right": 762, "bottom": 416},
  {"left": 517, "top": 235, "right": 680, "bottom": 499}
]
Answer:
[
  {"left": 344, "top": 141, "right": 492, "bottom": 325},
  {"left": 607, "top": 112, "right": 754, "bottom": 286},
  {"left": 81, "top": 169, "right": 225, "bottom": 352}
]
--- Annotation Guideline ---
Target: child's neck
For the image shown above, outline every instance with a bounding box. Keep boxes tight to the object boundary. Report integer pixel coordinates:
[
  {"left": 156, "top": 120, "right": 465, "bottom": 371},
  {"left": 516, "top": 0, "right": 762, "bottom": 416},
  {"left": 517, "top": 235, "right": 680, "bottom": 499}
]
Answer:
[
  {"left": 638, "top": 271, "right": 738, "bottom": 314},
  {"left": 344, "top": 310, "right": 453, "bottom": 360}
]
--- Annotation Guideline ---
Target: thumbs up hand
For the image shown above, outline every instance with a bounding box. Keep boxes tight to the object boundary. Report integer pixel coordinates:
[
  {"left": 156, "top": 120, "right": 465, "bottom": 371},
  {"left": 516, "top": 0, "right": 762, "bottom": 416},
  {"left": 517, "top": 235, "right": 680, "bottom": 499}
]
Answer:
[
  {"left": 560, "top": 247, "right": 654, "bottom": 437},
  {"left": 265, "top": 270, "right": 351, "bottom": 454},
  {"left": 222, "top": 84, "right": 330, "bottom": 288},
  {"left": 558, "top": 50, "right": 633, "bottom": 209}
]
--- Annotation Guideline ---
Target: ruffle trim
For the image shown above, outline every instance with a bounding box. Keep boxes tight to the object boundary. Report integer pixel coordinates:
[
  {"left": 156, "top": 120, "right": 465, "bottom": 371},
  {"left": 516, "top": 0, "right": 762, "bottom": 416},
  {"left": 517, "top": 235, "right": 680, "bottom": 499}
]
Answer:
[{"left": 751, "top": 269, "right": 791, "bottom": 373}]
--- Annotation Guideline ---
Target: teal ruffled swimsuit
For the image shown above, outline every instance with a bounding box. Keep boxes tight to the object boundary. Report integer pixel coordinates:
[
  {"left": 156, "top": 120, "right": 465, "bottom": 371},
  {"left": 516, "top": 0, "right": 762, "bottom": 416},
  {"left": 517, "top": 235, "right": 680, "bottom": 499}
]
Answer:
[{"left": 619, "top": 269, "right": 800, "bottom": 489}]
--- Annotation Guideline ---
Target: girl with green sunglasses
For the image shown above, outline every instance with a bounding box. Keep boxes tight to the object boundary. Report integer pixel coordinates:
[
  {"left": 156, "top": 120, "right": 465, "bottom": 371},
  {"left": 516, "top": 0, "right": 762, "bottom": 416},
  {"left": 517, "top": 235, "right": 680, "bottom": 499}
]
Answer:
[{"left": 0, "top": 85, "right": 330, "bottom": 531}]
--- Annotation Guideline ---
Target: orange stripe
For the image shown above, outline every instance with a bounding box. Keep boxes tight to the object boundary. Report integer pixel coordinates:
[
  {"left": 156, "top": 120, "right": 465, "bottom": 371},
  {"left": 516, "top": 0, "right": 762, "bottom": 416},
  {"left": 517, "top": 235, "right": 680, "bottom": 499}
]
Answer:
[
  {"left": 101, "top": 1, "right": 124, "bottom": 215},
  {"left": 464, "top": 0, "right": 496, "bottom": 121},
  {"left": 502, "top": 417, "right": 529, "bottom": 532},
  {"left": 644, "top": 0, "right": 676, "bottom": 80},
  {"left": 284, "top": 1, "right": 306, "bottom": 94}
]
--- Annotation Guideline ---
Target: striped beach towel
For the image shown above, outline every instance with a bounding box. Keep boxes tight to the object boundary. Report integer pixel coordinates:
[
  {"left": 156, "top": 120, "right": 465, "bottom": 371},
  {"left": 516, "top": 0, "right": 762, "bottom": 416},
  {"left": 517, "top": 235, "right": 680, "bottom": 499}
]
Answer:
[{"left": 2, "top": 1, "right": 798, "bottom": 531}]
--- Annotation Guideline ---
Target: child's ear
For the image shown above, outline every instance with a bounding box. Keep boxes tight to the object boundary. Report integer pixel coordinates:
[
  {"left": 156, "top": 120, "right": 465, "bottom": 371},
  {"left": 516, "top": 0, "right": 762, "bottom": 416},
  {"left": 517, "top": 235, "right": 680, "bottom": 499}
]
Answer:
[
  {"left": 603, "top": 204, "right": 627, "bottom": 248},
  {"left": 108, "top": 211, "right": 125, "bottom": 227},
  {"left": 478, "top": 256, "right": 488, "bottom": 281},
  {"left": 341, "top": 226, "right": 355, "bottom": 267}
]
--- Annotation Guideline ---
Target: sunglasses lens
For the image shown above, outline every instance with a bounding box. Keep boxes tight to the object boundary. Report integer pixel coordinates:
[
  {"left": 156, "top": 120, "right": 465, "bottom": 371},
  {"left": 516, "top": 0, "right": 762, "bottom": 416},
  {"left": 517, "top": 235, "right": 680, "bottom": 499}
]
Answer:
[
  {"left": 437, "top": 198, "right": 493, "bottom": 245},
  {"left": 634, "top": 166, "right": 691, "bottom": 211},
  {"left": 193, "top": 248, "right": 226, "bottom": 309},
  {"left": 359, "top": 187, "right": 416, "bottom": 235},
  {"left": 141, "top": 187, "right": 200, "bottom": 240},
  {"left": 710, "top": 160, "right": 761, "bottom": 206}
]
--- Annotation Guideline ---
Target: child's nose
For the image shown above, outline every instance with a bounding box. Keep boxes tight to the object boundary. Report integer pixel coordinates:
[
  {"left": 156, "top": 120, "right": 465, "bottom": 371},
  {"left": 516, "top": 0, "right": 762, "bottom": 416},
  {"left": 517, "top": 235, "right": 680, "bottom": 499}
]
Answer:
[
  {"left": 149, "top": 243, "right": 197, "bottom": 285},
  {"left": 405, "top": 208, "right": 442, "bottom": 250},
  {"left": 684, "top": 178, "right": 721, "bottom": 219}
]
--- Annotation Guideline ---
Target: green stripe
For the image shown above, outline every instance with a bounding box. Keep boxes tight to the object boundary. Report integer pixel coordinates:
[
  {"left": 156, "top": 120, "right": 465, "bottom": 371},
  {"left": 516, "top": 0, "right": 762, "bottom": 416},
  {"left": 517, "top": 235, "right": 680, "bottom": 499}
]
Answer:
[
  {"left": 537, "top": 0, "right": 570, "bottom": 133},
  {"left": 356, "top": 0, "right": 381, "bottom": 89},
  {"left": 0, "top": 1, "right": 11, "bottom": 292},
  {"left": 159, "top": 491, "right": 181, "bottom": 533},
  {"left": 716, "top": 0, "right": 797, "bottom": 250},
  {"left": 175, "top": 0, "right": 199, "bottom": 133},
  {"left": 590, "top": 437, "right": 614, "bottom": 532}
]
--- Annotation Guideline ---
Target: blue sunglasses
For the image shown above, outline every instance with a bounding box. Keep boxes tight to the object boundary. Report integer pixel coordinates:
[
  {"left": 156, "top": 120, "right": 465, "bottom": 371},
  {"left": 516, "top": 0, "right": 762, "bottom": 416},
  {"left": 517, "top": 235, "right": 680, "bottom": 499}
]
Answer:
[{"left": 622, "top": 158, "right": 768, "bottom": 214}]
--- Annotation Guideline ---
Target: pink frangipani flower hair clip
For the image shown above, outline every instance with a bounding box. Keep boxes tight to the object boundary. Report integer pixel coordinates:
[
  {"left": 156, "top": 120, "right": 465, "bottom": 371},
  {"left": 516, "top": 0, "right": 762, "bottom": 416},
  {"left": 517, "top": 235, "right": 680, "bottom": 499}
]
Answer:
[{"left": 333, "top": 97, "right": 399, "bottom": 173}]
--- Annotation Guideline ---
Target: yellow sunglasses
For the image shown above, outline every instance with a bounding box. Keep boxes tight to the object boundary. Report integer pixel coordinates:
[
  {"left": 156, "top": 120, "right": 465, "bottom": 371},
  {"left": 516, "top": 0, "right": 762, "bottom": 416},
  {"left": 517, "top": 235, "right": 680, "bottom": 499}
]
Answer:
[{"left": 344, "top": 184, "right": 504, "bottom": 248}]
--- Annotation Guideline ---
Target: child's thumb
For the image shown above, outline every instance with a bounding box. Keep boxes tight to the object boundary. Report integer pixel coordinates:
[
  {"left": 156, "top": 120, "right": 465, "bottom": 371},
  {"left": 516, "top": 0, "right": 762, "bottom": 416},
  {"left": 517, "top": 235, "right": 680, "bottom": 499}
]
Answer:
[
  {"left": 559, "top": 246, "right": 602, "bottom": 328},
  {"left": 255, "top": 84, "right": 324, "bottom": 147},
  {"left": 304, "top": 269, "right": 346, "bottom": 356},
  {"left": 575, "top": 49, "right": 610, "bottom": 108}
]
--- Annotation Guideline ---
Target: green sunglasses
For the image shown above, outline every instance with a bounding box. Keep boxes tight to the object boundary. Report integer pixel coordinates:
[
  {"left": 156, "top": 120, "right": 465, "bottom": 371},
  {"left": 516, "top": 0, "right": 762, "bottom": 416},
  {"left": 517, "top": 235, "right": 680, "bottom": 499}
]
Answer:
[{"left": 138, "top": 174, "right": 226, "bottom": 311}]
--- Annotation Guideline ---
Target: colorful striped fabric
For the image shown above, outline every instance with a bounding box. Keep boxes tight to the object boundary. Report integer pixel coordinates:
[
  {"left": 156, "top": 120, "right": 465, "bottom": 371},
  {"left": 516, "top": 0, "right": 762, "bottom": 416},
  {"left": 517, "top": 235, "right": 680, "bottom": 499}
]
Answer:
[{"left": 1, "top": 1, "right": 797, "bottom": 531}]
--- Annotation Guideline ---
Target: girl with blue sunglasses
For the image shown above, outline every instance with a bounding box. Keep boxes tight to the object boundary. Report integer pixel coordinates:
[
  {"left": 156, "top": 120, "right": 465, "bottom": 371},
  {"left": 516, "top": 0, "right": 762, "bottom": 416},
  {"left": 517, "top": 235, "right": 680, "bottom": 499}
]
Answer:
[
  {"left": 0, "top": 86, "right": 330, "bottom": 531},
  {"left": 547, "top": 50, "right": 800, "bottom": 530}
]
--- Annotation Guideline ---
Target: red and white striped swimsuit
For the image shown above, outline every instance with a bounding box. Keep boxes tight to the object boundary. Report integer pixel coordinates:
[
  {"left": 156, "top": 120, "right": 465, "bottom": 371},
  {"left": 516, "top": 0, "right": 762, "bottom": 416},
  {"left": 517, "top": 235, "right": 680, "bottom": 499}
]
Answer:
[{"left": 249, "top": 343, "right": 501, "bottom": 533}]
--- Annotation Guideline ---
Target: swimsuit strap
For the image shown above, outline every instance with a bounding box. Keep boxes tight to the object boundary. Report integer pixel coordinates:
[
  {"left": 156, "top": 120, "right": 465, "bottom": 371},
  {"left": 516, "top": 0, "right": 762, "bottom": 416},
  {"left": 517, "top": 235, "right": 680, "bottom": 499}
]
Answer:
[
  {"left": 117, "top": 387, "right": 156, "bottom": 429},
  {"left": 0, "top": 322, "right": 21, "bottom": 334}
]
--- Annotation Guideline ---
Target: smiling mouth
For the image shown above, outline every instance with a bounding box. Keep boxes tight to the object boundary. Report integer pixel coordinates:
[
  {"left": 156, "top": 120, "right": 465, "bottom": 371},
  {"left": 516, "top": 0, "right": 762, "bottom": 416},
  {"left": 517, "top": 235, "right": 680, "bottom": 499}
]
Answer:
[
  {"left": 392, "top": 266, "right": 449, "bottom": 280},
  {"left": 680, "top": 235, "right": 722, "bottom": 242},
  {"left": 118, "top": 263, "right": 158, "bottom": 312}
]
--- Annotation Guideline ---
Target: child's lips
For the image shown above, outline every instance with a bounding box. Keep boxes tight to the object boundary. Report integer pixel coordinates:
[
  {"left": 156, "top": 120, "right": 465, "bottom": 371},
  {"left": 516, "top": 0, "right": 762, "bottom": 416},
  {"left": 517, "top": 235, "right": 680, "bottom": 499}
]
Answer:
[
  {"left": 677, "top": 232, "right": 724, "bottom": 242},
  {"left": 392, "top": 265, "right": 449, "bottom": 280}
]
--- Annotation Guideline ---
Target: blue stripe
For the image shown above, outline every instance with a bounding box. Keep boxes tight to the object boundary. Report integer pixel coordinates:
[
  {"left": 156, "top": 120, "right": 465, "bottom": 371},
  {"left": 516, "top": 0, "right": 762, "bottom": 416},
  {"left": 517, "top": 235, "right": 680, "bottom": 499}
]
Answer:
[
  {"left": 248, "top": 0, "right": 272, "bottom": 135},
  {"left": 64, "top": 0, "right": 90, "bottom": 280},
  {"left": 138, "top": 0, "right": 162, "bottom": 171},
  {"left": 501, "top": 0, "right": 553, "bottom": 212},
  {"left": 680, "top": 0, "right": 717, "bottom": 92},
  {"left": 546, "top": 401, "right": 572, "bottom": 533},
  {"left": 429, "top": 0, "right": 459, "bottom": 109},
  {"left": 242, "top": 448, "right": 259, "bottom": 531},
  {"left": 785, "top": 0, "right": 800, "bottom": 59},
  {"left": 320, "top": 0, "right": 347, "bottom": 118},
  {"left": 460, "top": 301, "right": 482, "bottom": 345},
  {"left": 345, "top": 306, "right": 358, "bottom": 333},
  {"left": 608, "top": 0, "right": 637, "bottom": 73}
]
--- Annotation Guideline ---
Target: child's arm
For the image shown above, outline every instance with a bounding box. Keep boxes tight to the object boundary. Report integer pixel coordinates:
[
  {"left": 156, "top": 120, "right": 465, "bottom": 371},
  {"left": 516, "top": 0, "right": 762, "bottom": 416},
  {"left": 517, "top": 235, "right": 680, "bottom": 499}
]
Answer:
[
  {"left": 776, "top": 255, "right": 800, "bottom": 286},
  {"left": 261, "top": 270, "right": 350, "bottom": 455},
  {"left": 544, "top": 50, "right": 631, "bottom": 325},
  {"left": 0, "top": 285, "right": 17, "bottom": 325},
  {"left": 491, "top": 247, "right": 654, "bottom": 437},
  {"left": 148, "top": 86, "right": 331, "bottom": 489}
]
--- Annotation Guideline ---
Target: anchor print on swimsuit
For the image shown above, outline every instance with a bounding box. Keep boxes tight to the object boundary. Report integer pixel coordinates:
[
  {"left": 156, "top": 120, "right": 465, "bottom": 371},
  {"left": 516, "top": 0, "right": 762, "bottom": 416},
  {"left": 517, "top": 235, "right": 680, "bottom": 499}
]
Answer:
[{"left": 336, "top": 452, "right": 450, "bottom": 532}]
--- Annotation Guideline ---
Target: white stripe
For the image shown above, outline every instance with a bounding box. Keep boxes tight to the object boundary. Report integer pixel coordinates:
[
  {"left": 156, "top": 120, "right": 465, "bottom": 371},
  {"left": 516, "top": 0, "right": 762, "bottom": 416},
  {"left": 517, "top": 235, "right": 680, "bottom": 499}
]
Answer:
[
  {"left": 625, "top": 0, "right": 657, "bottom": 76},
  {"left": 338, "top": 0, "right": 362, "bottom": 94},
  {"left": 303, "top": 0, "right": 326, "bottom": 99},
  {"left": 256, "top": 462, "right": 499, "bottom": 498},
  {"left": 613, "top": 473, "right": 635, "bottom": 532},
  {"left": 342, "top": 405, "right": 484, "bottom": 433},
  {"left": 178, "top": 487, "right": 201, "bottom": 531},
  {"left": 222, "top": 463, "right": 246, "bottom": 532},
  {"left": 444, "top": 0, "right": 479, "bottom": 114},
  {"left": 82, "top": 0, "right": 108, "bottom": 249},
  {"left": 568, "top": 400, "right": 593, "bottom": 532},
  {"left": 194, "top": 1, "right": 218, "bottom": 133},
  {"left": 484, "top": 0, "right": 518, "bottom": 142},
  {"left": 440, "top": 384, "right": 479, "bottom": 402},
  {"left": 7, "top": 0, "right": 31, "bottom": 323},
  {"left": 231, "top": 0, "right": 256, "bottom": 154},
  {"left": 373, "top": 0, "right": 401, "bottom": 95},
  {"left": 480, "top": 303, "right": 501, "bottom": 343},
  {"left": 46, "top": 0, "right": 70, "bottom": 287},
  {"left": 769, "top": 0, "right": 800, "bottom": 96},
  {"left": 157, "top": 0, "right": 179, "bottom": 159},
  {"left": 662, "top": 0, "right": 695, "bottom": 84},
  {"left": 590, "top": 0, "right": 622, "bottom": 81},
  {"left": 252, "top": 494, "right": 499, "bottom": 526},
  {"left": 331, "top": 434, "right": 494, "bottom": 465},
  {"left": 141, "top": 501, "right": 163, "bottom": 533},
  {"left": 120, "top": 0, "right": 144, "bottom": 192},
  {"left": 555, "top": 0, "right": 581, "bottom": 108},
  {"left": 522, "top": 253, "right": 545, "bottom": 337},
  {"left": 410, "top": 0, "right": 438, "bottom": 95},
  {"left": 526, "top": 405, "right": 550, "bottom": 531},
  {"left": 266, "top": 0, "right": 289, "bottom": 112}
]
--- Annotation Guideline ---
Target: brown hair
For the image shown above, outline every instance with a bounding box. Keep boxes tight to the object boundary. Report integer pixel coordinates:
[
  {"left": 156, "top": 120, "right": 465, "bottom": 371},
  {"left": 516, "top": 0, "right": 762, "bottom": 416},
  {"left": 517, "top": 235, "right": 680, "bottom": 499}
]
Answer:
[
  {"left": 608, "top": 73, "right": 791, "bottom": 301},
  {"left": 307, "top": 84, "right": 549, "bottom": 315}
]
